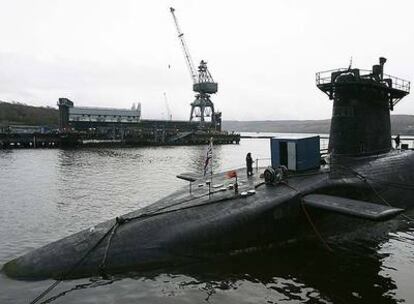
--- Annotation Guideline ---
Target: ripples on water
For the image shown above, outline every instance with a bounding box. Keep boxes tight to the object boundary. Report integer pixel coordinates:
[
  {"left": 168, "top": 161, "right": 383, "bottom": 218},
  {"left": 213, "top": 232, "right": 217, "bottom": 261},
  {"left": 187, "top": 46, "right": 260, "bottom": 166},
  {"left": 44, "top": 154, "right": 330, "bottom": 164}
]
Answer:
[{"left": 0, "top": 138, "right": 413, "bottom": 303}]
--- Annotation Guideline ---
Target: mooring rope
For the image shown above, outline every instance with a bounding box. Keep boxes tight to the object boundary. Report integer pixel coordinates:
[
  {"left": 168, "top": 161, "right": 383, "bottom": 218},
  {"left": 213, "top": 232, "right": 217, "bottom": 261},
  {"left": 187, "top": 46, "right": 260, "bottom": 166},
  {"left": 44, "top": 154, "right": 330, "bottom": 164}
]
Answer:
[
  {"left": 331, "top": 161, "right": 414, "bottom": 190},
  {"left": 364, "top": 178, "right": 414, "bottom": 222},
  {"left": 332, "top": 162, "right": 414, "bottom": 222},
  {"left": 98, "top": 216, "right": 127, "bottom": 277},
  {"left": 29, "top": 190, "right": 244, "bottom": 304},
  {"left": 300, "top": 198, "right": 334, "bottom": 252},
  {"left": 279, "top": 181, "right": 333, "bottom": 253},
  {"left": 30, "top": 221, "right": 119, "bottom": 304}
]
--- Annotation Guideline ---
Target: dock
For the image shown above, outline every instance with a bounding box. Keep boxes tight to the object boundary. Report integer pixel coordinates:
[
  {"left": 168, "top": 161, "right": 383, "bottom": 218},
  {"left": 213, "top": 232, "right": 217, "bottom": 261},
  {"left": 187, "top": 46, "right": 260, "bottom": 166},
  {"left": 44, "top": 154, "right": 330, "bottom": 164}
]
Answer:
[{"left": 0, "top": 129, "right": 239, "bottom": 149}]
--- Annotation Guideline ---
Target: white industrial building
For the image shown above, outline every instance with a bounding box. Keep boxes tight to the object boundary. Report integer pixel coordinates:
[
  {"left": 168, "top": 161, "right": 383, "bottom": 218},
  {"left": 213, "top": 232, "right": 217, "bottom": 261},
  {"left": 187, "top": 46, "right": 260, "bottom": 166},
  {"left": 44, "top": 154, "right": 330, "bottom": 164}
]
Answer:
[{"left": 69, "top": 104, "right": 141, "bottom": 123}]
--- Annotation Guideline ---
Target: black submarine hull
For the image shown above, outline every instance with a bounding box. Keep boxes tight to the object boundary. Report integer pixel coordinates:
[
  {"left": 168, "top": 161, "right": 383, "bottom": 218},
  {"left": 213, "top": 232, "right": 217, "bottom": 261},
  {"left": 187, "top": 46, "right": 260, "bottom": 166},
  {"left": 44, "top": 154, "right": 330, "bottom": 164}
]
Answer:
[{"left": 3, "top": 149, "right": 414, "bottom": 280}]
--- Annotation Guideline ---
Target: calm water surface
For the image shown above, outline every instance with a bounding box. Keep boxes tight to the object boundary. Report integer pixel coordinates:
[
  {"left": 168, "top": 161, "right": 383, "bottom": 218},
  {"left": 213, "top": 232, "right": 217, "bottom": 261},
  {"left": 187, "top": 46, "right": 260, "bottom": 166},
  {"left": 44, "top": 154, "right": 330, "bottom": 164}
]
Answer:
[{"left": 0, "top": 136, "right": 413, "bottom": 303}]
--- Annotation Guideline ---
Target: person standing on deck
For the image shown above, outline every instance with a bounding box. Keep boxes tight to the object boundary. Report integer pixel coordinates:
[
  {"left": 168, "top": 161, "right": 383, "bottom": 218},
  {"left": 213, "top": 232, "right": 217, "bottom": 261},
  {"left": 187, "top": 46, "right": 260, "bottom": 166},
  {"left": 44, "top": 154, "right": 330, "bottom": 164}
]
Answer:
[
  {"left": 394, "top": 134, "right": 401, "bottom": 148},
  {"left": 246, "top": 152, "right": 254, "bottom": 177}
]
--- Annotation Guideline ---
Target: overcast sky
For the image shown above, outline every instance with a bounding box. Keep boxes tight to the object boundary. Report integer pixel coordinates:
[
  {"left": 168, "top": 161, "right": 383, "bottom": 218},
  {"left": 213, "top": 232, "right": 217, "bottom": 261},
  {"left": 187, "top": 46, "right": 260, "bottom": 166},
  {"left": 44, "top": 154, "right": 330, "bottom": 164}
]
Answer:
[{"left": 1, "top": 0, "right": 414, "bottom": 120}]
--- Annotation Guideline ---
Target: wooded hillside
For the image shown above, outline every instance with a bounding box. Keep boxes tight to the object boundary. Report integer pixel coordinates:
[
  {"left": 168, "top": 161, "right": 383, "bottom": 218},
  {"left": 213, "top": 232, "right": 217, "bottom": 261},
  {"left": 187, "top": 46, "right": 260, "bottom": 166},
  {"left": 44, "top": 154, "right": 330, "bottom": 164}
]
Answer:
[{"left": 0, "top": 101, "right": 58, "bottom": 126}]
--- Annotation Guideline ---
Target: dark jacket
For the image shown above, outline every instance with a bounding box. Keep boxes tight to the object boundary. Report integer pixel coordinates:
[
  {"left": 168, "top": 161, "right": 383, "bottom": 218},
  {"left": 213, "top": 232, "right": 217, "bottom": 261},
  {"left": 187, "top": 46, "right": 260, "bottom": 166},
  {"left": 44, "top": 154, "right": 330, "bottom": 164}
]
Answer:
[{"left": 246, "top": 154, "right": 253, "bottom": 168}]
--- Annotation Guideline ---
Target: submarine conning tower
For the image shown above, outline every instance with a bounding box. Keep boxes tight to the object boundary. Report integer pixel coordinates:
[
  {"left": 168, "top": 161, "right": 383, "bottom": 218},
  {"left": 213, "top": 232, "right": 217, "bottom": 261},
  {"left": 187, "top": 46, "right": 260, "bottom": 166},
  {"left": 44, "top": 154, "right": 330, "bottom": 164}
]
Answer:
[{"left": 316, "top": 57, "right": 410, "bottom": 156}]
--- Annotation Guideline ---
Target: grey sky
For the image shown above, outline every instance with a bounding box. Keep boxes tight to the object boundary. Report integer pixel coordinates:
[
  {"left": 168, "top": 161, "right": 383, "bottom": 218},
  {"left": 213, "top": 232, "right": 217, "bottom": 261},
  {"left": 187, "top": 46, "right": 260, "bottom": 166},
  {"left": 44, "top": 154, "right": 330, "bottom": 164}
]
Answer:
[{"left": 1, "top": 0, "right": 413, "bottom": 120}]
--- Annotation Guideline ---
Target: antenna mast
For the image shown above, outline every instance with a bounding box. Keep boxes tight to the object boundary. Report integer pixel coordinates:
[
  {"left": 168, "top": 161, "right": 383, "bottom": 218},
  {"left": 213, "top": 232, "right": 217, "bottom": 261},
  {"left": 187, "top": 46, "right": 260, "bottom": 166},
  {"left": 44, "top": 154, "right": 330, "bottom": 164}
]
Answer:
[{"left": 163, "top": 92, "right": 172, "bottom": 120}]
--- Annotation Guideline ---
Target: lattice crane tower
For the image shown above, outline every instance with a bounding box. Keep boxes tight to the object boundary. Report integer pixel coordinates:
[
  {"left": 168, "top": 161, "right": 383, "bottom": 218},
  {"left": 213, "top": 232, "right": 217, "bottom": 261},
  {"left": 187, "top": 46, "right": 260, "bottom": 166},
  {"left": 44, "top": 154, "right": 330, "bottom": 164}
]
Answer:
[{"left": 170, "top": 7, "right": 219, "bottom": 125}]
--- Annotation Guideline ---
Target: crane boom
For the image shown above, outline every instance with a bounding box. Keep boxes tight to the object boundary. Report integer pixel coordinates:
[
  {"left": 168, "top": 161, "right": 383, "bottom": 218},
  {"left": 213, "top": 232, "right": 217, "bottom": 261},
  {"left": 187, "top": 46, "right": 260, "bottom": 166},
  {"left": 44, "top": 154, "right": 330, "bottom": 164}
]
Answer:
[{"left": 169, "top": 7, "right": 198, "bottom": 84}]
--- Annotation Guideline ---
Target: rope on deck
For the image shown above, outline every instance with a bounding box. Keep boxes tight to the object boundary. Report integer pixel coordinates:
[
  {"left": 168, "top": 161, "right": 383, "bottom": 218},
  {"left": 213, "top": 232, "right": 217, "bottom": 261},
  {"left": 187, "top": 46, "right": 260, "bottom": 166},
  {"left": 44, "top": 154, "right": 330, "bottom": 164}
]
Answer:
[
  {"left": 279, "top": 181, "right": 334, "bottom": 253},
  {"left": 30, "top": 190, "right": 242, "bottom": 303},
  {"left": 331, "top": 162, "right": 414, "bottom": 222},
  {"left": 98, "top": 216, "right": 126, "bottom": 277},
  {"left": 30, "top": 220, "right": 119, "bottom": 304}
]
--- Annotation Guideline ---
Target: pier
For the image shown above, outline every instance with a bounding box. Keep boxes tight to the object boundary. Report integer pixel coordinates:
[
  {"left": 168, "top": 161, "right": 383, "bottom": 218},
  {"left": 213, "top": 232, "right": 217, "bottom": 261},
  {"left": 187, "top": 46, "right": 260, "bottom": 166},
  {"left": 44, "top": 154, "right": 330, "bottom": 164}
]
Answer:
[{"left": 0, "top": 125, "right": 239, "bottom": 149}]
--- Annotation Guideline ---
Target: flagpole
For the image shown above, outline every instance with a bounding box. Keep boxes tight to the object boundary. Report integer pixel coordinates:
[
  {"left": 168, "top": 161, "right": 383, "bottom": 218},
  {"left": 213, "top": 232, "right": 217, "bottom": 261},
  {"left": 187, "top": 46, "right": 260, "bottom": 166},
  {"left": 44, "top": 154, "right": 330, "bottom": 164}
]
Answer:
[
  {"left": 203, "top": 137, "right": 213, "bottom": 198},
  {"left": 235, "top": 174, "right": 238, "bottom": 194},
  {"left": 210, "top": 137, "right": 213, "bottom": 189},
  {"left": 210, "top": 137, "right": 213, "bottom": 176}
]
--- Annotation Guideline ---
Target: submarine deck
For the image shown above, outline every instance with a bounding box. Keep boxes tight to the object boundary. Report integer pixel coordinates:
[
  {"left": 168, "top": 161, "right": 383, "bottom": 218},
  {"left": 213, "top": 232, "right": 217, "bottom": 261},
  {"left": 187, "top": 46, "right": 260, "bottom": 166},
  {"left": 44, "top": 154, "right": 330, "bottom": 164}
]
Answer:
[{"left": 5, "top": 149, "right": 414, "bottom": 280}]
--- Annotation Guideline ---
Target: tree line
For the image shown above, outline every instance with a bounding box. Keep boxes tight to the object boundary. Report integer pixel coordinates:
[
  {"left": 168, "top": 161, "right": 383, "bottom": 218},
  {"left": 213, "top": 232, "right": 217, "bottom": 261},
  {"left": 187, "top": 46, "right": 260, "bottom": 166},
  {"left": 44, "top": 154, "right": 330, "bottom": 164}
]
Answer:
[{"left": 0, "top": 101, "right": 58, "bottom": 126}]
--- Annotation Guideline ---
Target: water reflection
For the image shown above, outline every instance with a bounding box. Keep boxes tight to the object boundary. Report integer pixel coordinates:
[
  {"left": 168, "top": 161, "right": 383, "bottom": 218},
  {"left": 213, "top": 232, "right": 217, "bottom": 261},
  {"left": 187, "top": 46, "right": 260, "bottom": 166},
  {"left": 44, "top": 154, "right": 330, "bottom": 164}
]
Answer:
[
  {"left": 171, "top": 240, "right": 402, "bottom": 304},
  {"left": 12, "top": 239, "right": 403, "bottom": 304}
]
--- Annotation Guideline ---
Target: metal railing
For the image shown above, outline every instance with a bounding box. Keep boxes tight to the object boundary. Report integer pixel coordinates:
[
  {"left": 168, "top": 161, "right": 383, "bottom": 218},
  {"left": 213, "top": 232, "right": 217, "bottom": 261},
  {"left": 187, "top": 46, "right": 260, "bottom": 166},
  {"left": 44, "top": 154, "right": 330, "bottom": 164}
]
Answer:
[
  {"left": 315, "top": 68, "right": 410, "bottom": 93},
  {"left": 384, "top": 73, "right": 411, "bottom": 92},
  {"left": 255, "top": 158, "right": 271, "bottom": 171},
  {"left": 315, "top": 68, "right": 346, "bottom": 86}
]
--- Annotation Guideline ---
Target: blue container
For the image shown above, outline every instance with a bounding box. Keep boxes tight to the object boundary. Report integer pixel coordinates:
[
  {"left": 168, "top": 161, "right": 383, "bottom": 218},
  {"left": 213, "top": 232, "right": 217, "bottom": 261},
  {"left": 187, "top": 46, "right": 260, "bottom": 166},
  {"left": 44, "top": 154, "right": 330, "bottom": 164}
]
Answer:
[{"left": 270, "top": 135, "right": 320, "bottom": 171}]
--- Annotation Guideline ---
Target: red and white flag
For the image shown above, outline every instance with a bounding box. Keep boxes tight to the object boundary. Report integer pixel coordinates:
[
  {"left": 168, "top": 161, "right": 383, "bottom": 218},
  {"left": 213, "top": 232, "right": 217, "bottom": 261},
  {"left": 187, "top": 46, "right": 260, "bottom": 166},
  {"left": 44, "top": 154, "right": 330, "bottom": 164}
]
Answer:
[{"left": 226, "top": 170, "right": 237, "bottom": 179}]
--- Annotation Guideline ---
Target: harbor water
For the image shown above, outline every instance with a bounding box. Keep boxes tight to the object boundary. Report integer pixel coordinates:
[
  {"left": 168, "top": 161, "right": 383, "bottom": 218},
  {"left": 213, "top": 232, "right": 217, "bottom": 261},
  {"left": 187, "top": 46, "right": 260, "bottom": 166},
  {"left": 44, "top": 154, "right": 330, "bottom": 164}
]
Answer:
[{"left": 0, "top": 134, "right": 413, "bottom": 304}]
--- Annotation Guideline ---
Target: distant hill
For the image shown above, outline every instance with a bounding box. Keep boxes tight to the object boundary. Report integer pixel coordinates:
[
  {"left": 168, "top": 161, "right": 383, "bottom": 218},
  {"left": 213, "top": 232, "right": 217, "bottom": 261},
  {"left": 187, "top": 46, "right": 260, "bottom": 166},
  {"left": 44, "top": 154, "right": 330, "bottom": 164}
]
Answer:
[
  {"left": 223, "top": 115, "right": 414, "bottom": 135},
  {"left": 222, "top": 119, "right": 331, "bottom": 134},
  {"left": 0, "top": 101, "right": 58, "bottom": 126},
  {"left": 1, "top": 101, "right": 414, "bottom": 135},
  {"left": 389, "top": 115, "right": 414, "bottom": 135}
]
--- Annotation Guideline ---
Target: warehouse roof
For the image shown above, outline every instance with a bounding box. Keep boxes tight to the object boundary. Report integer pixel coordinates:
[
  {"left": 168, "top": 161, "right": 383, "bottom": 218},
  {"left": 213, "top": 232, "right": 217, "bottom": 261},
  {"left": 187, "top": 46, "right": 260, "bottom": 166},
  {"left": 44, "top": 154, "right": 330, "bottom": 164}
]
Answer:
[{"left": 69, "top": 107, "right": 139, "bottom": 117}]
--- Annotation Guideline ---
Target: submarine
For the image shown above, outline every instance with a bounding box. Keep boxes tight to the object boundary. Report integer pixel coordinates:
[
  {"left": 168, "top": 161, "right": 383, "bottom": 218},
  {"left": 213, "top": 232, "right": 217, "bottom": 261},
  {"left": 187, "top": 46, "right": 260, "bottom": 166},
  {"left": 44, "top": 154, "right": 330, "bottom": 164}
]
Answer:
[{"left": 3, "top": 57, "right": 414, "bottom": 281}]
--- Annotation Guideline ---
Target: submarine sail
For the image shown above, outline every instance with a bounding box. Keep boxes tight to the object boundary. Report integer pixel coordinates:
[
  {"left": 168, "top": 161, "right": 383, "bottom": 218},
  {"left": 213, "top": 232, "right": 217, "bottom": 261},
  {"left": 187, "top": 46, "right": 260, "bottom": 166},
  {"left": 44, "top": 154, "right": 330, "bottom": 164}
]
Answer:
[{"left": 316, "top": 57, "right": 410, "bottom": 156}]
